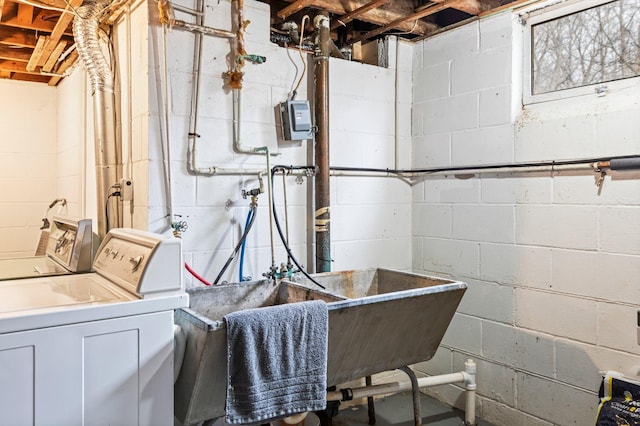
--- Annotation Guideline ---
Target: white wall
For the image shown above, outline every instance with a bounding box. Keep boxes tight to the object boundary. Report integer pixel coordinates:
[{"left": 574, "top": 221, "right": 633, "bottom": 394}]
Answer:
[
  {"left": 412, "top": 10, "right": 640, "bottom": 426},
  {"left": 139, "top": 0, "right": 414, "bottom": 286},
  {"left": 0, "top": 80, "right": 58, "bottom": 257}
]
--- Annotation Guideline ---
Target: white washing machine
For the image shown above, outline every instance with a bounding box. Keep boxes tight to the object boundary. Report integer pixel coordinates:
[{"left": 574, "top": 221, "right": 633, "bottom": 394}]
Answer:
[
  {"left": 0, "top": 228, "right": 188, "bottom": 425},
  {"left": 0, "top": 215, "right": 93, "bottom": 280}
]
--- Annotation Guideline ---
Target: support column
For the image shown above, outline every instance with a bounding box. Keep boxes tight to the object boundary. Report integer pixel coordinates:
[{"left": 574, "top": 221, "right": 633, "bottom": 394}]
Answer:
[{"left": 314, "top": 13, "right": 331, "bottom": 272}]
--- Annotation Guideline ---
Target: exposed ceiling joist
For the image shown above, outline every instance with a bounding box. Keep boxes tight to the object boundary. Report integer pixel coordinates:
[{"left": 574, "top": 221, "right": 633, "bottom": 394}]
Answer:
[
  {"left": 0, "top": 44, "right": 29, "bottom": 60},
  {"left": 16, "top": 3, "right": 33, "bottom": 25},
  {"left": 278, "top": 0, "right": 315, "bottom": 19},
  {"left": 330, "top": 0, "right": 392, "bottom": 30},
  {"left": 42, "top": 39, "right": 64, "bottom": 72},
  {"left": 26, "top": 34, "right": 45, "bottom": 71},
  {"left": 0, "top": 25, "right": 37, "bottom": 47},
  {"left": 37, "top": 0, "right": 79, "bottom": 69},
  {"left": 350, "top": 0, "right": 459, "bottom": 43},
  {"left": 279, "top": 0, "right": 439, "bottom": 35}
]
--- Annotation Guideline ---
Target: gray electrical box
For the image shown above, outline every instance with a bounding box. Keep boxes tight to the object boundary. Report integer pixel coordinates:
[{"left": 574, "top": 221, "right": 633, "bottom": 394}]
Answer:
[{"left": 279, "top": 100, "right": 313, "bottom": 141}]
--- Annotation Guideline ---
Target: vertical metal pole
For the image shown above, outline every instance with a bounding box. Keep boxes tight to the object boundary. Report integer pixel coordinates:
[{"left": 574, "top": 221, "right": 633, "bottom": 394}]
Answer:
[{"left": 314, "top": 13, "right": 331, "bottom": 273}]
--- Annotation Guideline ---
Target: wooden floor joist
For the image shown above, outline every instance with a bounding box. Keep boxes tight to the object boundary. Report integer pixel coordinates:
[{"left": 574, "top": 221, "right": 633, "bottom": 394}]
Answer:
[
  {"left": 37, "top": 0, "right": 80, "bottom": 67},
  {"left": 42, "top": 40, "right": 65, "bottom": 72},
  {"left": 349, "top": 0, "right": 459, "bottom": 43},
  {"left": 330, "top": 0, "right": 393, "bottom": 30},
  {"left": 0, "top": 44, "right": 29, "bottom": 61},
  {"left": 277, "top": 0, "right": 316, "bottom": 19},
  {"left": 26, "top": 35, "right": 46, "bottom": 71}
]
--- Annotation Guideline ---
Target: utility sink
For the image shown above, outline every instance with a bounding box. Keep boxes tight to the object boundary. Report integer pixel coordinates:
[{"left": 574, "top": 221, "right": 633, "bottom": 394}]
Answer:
[{"left": 174, "top": 268, "right": 467, "bottom": 425}]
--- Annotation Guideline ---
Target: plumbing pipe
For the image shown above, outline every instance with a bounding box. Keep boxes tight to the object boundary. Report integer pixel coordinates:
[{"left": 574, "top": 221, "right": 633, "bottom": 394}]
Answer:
[
  {"left": 169, "top": 2, "right": 203, "bottom": 16},
  {"left": 161, "top": 23, "right": 177, "bottom": 232},
  {"left": 326, "top": 361, "right": 478, "bottom": 425},
  {"left": 257, "top": 146, "right": 277, "bottom": 275},
  {"left": 314, "top": 13, "right": 331, "bottom": 273},
  {"left": 74, "top": 0, "right": 122, "bottom": 238},
  {"left": 394, "top": 36, "right": 400, "bottom": 170},
  {"left": 172, "top": 19, "right": 235, "bottom": 38},
  {"left": 464, "top": 359, "right": 477, "bottom": 426},
  {"left": 282, "top": 173, "right": 292, "bottom": 268},
  {"left": 232, "top": 89, "right": 280, "bottom": 156},
  {"left": 607, "top": 157, "right": 640, "bottom": 170}
]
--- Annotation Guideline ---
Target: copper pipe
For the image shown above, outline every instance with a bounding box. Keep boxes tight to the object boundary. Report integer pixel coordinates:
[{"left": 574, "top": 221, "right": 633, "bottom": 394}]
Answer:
[{"left": 314, "top": 13, "right": 331, "bottom": 273}]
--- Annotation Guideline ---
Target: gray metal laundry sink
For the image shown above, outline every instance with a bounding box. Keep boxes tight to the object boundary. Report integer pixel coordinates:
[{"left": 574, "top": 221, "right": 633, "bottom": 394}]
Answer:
[{"left": 174, "top": 268, "right": 467, "bottom": 425}]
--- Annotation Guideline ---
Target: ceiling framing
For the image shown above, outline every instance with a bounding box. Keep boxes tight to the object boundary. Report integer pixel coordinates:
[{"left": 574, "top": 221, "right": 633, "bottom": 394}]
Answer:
[{"left": 0, "top": 0, "right": 532, "bottom": 85}]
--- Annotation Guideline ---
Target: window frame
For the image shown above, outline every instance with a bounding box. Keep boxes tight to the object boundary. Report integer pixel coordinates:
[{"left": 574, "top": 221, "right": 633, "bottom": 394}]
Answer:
[{"left": 522, "top": 0, "right": 640, "bottom": 104}]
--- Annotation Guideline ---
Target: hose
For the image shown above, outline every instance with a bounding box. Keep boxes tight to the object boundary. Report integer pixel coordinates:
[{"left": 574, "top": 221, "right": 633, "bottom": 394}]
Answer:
[
  {"left": 271, "top": 166, "right": 325, "bottom": 289},
  {"left": 213, "top": 203, "right": 257, "bottom": 285},
  {"left": 185, "top": 262, "right": 212, "bottom": 286},
  {"left": 238, "top": 208, "right": 254, "bottom": 282}
]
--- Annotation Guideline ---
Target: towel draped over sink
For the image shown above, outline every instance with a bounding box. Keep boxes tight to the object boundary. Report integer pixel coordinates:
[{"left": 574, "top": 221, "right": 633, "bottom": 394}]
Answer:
[{"left": 224, "top": 300, "right": 328, "bottom": 424}]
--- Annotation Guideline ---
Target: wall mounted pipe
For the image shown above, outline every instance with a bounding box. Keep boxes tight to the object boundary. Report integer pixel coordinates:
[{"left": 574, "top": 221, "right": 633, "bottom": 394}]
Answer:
[
  {"left": 73, "top": 0, "right": 122, "bottom": 239},
  {"left": 313, "top": 13, "right": 331, "bottom": 273},
  {"left": 172, "top": 19, "right": 235, "bottom": 38},
  {"left": 256, "top": 146, "right": 277, "bottom": 277}
]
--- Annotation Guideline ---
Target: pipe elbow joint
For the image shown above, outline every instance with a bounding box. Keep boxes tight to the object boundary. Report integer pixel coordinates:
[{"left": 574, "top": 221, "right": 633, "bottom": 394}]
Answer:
[{"left": 463, "top": 359, "right": 477, "bottom": 389}]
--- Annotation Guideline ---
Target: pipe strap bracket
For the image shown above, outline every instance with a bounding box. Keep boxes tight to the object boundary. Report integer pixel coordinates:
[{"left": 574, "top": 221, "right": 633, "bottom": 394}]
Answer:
[{"left": 314, "top": 207, "right": 330, "bottom": 232}]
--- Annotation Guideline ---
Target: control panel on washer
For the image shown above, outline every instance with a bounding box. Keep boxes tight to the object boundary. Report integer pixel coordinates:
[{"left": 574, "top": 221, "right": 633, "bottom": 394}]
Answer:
[{"left": 93, "top": 228, "right": 183, "bottom": 297}]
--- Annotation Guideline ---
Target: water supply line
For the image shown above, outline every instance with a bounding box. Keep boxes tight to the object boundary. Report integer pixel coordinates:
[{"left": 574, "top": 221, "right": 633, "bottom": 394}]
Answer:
[
  {"left": 213, "top": 195, "right": 258, "bottom": 284},
  {"left": 73, "top": 0, "right": 122, "bottom": 239},
  {"left": 238, "top": 207, "right": 254, "bottom": 281},
  {"left": 314, "top": 12, "right": 331, "bottom": 273},
  {"left": 181, "top": 0, "right": 275, "bottom": 178},
  {"left": 256, "top": 146, "right": 277, "bottom": 279},
  {"left": 157, "top": 0, "right": 179, "bottom": 234}
]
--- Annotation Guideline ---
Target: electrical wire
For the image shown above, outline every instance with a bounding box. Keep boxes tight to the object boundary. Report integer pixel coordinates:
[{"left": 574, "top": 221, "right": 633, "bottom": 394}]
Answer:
[
  {"left": 213, "top": 204, "right": 257, "bottom": 285},
  {"left": 185, "top": 262, "right": 212, "bottom": 286},
  {"left": 271, "top": 166, "right": 325, "bottom": 290},
  {"left": 285, "top": 44, "right": 300, "bottom": 97},
  {"left": 105, "top": 184, "right": 121, "bottom": 232},
  {"left": 268, "top": 154, "right": 640, "bottom": 177},
  {"left": 291, "top": 15, "right": 310, "bottom": 98}
]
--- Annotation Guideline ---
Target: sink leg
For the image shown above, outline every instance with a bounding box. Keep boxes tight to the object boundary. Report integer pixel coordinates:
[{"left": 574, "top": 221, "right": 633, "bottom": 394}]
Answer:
[
  {"left": 316, "top": 410, "right": 332, "bottom": 426},
  {"left": 365, "top": 375, "right": 376, "bottom": 425},
  {"left": 317, "top": 400, "right": 340, "bottom": 426},
  {"left": 399, "top": 366, "right": 422, "bottom": 426}
]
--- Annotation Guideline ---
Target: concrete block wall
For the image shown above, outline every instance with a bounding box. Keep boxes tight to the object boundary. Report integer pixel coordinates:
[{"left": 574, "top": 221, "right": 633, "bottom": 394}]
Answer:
[
  {"left": 412, "top": 10, "right": 640, "bottom": 426},
  {"left": 0, "top": 80, "right": 58, "bottom": 257},
  {"left": 140, "top": 0, "right": 413, "bottom": 285},
  {"left": 56, "top": 69, "right": 89, "bottom": 220}
]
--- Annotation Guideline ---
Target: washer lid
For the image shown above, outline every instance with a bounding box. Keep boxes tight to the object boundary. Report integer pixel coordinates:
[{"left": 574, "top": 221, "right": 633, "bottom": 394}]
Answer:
[
  {"left": 0, "top": 274, "right": 136, "bottom": 315},
  {"left": 0, "top": 257, "right": 68, "bottom": 281}
]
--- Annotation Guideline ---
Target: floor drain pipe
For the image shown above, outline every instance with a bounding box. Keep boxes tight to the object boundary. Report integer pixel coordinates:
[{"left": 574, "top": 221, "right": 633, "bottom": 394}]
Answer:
[
  {"left": 313, "top": 12, "right": 331, "bottom": 273},
  {"left": 326, "top": 359, "right": 478, "bottom": 425}
]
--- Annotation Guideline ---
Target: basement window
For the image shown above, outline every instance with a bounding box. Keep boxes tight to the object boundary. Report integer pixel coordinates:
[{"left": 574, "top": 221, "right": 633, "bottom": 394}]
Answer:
[{"left": 523, "top": 0, "right": 640, "bottom": 103}]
